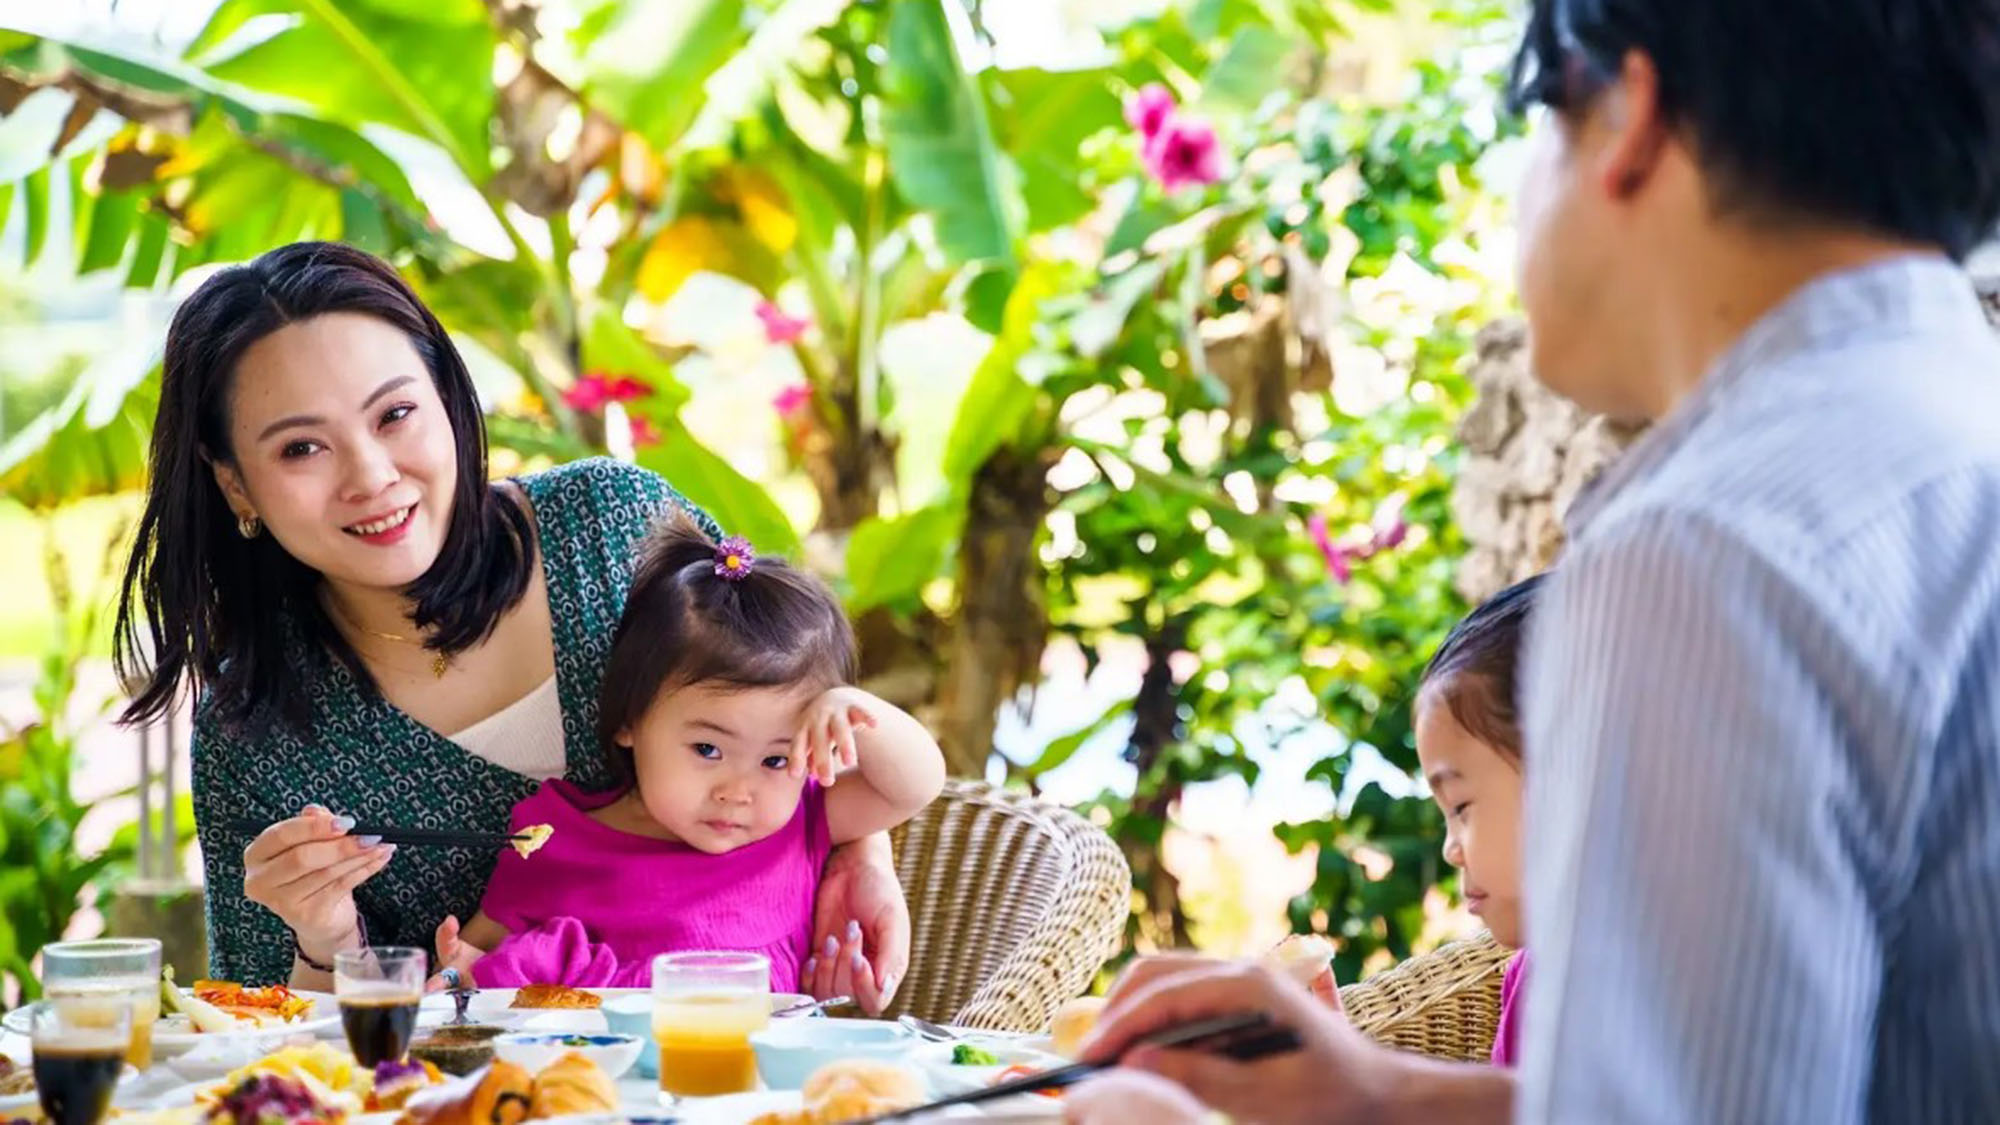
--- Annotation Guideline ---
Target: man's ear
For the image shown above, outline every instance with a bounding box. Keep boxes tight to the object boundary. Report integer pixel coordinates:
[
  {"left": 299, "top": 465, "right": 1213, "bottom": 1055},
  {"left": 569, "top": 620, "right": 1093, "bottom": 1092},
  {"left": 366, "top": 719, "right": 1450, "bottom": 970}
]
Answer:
[{"left": 1595, "top": 49, "right": 1673, "bottom": 201}]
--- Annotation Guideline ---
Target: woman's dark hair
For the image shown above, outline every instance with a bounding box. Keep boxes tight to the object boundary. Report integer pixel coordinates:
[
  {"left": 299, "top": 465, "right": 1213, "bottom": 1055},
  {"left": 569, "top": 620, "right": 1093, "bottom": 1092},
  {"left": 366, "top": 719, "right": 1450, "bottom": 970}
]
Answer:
[
  {"left": 115, "top": 241, "right": 535, "bottom": 731},
  {"left": 597, "top": 513, "right": 857, "bottom": 779},
  {"left": 1417, "top": 574, "right": 1544, "bottom": 766},
  {"left": 1507, "top": 0, "right": 2000, "bottom": 260}
]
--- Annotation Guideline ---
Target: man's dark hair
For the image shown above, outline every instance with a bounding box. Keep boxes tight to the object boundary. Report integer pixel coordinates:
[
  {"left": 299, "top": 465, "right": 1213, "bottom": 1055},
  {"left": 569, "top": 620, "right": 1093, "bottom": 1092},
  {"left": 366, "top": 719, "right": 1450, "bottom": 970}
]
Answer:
[{"left": 1508, "top": 0, "right": 2000, "bottom": 259}]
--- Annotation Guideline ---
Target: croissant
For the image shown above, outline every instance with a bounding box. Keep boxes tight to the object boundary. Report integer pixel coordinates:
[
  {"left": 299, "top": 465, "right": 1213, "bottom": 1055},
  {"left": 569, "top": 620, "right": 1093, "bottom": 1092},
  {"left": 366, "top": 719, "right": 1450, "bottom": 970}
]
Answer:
[
  {"left": 395, "top": 1061, "right": 534, "bottom": 1125},
  {"left": 527, "top": 1052, "right": 616, "bottom": 1118},
  {"left": 800, "top": 1060, "right": 923, "bottom": 1108}
]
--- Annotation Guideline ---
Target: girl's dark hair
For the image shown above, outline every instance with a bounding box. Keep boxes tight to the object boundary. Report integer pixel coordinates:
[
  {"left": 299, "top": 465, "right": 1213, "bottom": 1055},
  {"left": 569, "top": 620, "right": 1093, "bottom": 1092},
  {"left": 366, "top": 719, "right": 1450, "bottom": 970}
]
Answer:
[
  {"left": 115, "top": 241, "right": 535, "bottom": 731},
  {"left": 597, "top": 513, "right": 857, "bottom": 778},
  {"left": 1417, "top": 574, "right": 1545, "bottom": 765}
]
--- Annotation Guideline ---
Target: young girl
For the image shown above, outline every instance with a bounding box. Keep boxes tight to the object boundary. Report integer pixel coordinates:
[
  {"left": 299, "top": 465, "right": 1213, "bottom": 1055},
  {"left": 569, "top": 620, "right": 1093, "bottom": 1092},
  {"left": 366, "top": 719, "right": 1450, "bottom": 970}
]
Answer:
[
  {"left": 432, "top": 514, "right": 947, "bottom": 991},
  {"left": 1411, "top": 573, "right": 1540, "bottom": 1066}
]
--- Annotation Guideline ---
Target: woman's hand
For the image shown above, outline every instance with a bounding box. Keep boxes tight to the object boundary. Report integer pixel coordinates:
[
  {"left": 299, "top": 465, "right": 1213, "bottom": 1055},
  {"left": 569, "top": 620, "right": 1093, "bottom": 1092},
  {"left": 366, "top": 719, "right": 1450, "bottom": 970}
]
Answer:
[
  {"left": 807, "top": 833, "right": 910, "bottom": 1015},
  {"left": 1080, "top": 956, "right": 1394, "bottom": 1125},
  {"left": 242, "top": 804, "right": 395, "bottom": 963},
  {"left": 1065, "top": 1069, "right": 1215, "bottom": 1124},
  {"left": 792, "top": 687, "right": 878, "bottom": 786}
]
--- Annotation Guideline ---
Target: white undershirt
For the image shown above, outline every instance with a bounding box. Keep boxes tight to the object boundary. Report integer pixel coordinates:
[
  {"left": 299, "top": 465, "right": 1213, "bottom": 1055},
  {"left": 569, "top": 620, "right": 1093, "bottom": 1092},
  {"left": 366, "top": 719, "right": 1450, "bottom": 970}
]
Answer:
[{"left": 447, "top": 674, "right": 566, "bottom": 780}]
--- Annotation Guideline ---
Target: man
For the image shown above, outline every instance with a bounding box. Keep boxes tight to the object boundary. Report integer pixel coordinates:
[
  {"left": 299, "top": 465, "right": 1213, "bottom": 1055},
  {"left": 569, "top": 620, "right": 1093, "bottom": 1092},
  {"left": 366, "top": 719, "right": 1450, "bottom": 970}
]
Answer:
[{"left": 1074, "top": 0, "right": 2000, "bottom": 1121}]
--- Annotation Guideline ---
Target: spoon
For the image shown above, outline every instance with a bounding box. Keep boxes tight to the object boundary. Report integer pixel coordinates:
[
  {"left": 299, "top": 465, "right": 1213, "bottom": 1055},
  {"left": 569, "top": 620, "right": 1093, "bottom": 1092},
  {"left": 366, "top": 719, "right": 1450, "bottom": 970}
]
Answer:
[
  {"left": 773, "top": 995, "right": 852, "bottom": 1019},
  {"left": 897, "top": 1014, "right": 958, "bottom": 1042}
]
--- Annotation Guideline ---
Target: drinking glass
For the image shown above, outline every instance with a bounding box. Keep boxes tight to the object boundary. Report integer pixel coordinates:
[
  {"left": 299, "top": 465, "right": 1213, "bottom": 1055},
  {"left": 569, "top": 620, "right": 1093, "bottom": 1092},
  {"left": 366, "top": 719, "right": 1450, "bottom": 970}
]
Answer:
[
  {"left": 334, "top": 947, "right": 425, "bottom": 1067},
  {"left": 651, "top": 951, "right": 771, "bottom": 1100},
  {"left": 40, "top": 939, "right": 161, "bottom": 1070},
  {"left": 31, "top": 996, "right": 133, "bottom": 1125}
]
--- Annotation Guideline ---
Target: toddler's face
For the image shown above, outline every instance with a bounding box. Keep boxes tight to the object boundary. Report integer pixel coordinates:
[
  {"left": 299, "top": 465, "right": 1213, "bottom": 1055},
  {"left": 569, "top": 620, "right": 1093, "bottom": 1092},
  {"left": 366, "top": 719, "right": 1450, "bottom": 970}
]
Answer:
[
  {"left": 1415, "top": 694, "right": 1525, "bottom": 947},
  {"left": 620, "top": 681, "right": 818, "bottom": 854}
]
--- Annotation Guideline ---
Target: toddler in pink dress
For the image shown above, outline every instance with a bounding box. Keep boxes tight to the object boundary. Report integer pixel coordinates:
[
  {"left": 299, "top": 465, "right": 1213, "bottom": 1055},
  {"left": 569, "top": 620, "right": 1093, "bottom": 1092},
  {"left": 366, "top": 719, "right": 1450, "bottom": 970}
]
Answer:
[{"left": 434, "top": 515, "right": 946, "bottom": 993}]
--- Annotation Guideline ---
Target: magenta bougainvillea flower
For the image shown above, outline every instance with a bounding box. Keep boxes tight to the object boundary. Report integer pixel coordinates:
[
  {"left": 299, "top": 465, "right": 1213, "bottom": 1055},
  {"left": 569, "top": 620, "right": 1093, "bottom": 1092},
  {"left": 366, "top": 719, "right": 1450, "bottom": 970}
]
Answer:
[
  {"left": 1145, "top": 117, "right": 1224, "bottom": 192},
  {"left": 1124, "top": 83, "right": 1176, "bottom": 140},
  {"left": 772, "top": 383, "right": 812, "bottom": 418},
  {"left": 562, "top": 372, "right": 651, "bottom": 413},
  {"left": 756, "top": 300, "right": 811, "bottom": 345}
]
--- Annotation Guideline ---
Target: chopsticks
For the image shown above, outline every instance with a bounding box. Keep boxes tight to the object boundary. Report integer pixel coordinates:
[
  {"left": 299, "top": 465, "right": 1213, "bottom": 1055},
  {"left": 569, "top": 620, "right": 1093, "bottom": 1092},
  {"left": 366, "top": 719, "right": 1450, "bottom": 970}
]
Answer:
[
  {"left": 227, "top": 820, "right": 529, "bottom": 849},
  {"left": 850, "top": 1011, "right": 1302, "bottom": 1124}
]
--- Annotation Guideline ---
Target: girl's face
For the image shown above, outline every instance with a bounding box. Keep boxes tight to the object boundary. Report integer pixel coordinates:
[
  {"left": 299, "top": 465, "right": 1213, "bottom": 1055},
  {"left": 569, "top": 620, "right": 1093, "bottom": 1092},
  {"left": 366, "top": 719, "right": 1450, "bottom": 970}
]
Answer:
[
  {"left": 1415, "top": 691, "right": 1525, "bottom": 947},
  {"left": 213, "top": 312, "right": 459, "bottom": 597},
  {"left": 621, "top": 681, "right": 815, "bottom": 854}
]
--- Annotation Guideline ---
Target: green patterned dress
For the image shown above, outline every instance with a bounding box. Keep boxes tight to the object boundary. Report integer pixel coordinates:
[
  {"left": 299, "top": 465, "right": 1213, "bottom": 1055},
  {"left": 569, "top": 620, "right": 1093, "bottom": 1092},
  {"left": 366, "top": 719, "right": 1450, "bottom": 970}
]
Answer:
[{"left": 192, "top": 457, "right": 719, "bottom": 984}]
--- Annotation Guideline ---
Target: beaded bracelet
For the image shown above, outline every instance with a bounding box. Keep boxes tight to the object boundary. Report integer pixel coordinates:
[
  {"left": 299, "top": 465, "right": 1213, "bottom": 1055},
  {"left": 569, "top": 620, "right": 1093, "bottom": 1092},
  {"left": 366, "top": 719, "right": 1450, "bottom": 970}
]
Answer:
[{"left": 290, "top": 915, "right": 368, "bottom": 973}]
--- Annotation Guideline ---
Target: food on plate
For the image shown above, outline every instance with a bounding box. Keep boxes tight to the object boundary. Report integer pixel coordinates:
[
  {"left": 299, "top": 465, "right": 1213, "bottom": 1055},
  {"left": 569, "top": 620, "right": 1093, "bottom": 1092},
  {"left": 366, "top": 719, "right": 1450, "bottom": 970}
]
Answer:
[
  {"left": 0, "top": 1055, "right": 33, "bottom": 1097},
  {"left": 201, "top": 1074, "right": 347, "bottom": 1125},
  {"left": 949, "top": 1043, "right": 999, "bottom": 1066},
  {"left": 992, "top": 1064, "right": 1064, "bottom": 1099},
  {"left": 525, "top": 1052, "right": 615, "bottom": 1118},
  {"left": 748, "top": 1060, "right": 924, "bottom": 1124},
  {"left": 1047, "top": 996, "right": 1107, "bottom": 1059},
  {"left": 365, "top": 1060, "right": 443, "bottom": 1113},
  {"left": 409, "top": 1025, "right": 505, "bottom": 1076},
  {"left": 507, "top": 986, "right": 598, "bottom": 1011},
  {"left": 395, "top": 1061, "right": 533, "bottom": 1125},
  {"left": 198, "top": 1044, "right": 359, "bottom": 1109},
  {"left": 1260, "top": 934, "right": 1337, "bottom": 989},
  {"left": 192, "top": 982, "right": 315, "bottom": 1025},
  {"left": 510, "top": 825, "right": 554, "bottom": 860}
]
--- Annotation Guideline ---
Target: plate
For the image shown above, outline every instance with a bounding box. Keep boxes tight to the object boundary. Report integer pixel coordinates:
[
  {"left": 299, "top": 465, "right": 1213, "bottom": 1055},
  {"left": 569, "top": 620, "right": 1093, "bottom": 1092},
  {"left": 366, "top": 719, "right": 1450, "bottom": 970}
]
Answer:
[
  {"left": 1, "top": 992, "right": 339, "bottom": 1059},
  {"left": 909, "top": 1040, "right": 1067, "bottom": 1098}
]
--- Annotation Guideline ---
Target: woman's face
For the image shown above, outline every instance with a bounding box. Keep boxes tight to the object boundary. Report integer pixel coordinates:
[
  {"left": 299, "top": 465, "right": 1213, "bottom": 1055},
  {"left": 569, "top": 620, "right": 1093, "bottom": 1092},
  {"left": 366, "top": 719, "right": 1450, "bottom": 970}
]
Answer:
[
  {"left": 1415, "top": 692, "right": 1525, "bottom": 947},
  {"left": 214, "top": 312, "right": 459, "bottom": 596}
]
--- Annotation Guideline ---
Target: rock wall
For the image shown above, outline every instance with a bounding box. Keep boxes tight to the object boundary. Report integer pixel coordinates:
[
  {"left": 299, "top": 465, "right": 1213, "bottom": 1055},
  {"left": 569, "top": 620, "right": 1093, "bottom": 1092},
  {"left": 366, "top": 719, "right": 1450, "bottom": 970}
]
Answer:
[{"left": 1452, "top": 273, "right": 2000, "bottom": 603}]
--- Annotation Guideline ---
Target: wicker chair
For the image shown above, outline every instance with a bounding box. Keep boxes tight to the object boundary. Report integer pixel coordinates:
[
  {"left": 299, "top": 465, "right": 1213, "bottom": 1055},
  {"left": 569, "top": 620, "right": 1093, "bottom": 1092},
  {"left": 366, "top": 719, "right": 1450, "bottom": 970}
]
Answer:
[
  {"left": 886, "top": 780, "right": 1130, "bottom": 1033},
  {"left": 1337, "top": 930, "right": 1515, "bottom": 1062}
]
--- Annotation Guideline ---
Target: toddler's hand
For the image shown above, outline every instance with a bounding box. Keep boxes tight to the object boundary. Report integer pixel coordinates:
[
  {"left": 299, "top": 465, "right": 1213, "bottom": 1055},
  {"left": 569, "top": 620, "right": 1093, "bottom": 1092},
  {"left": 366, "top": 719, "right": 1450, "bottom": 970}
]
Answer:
[
  {"left": 792, "top": 687, "right": 879, "bottom": 786},
  {"left": 427, "top": 914, "right": 487, "bottom": 992}
]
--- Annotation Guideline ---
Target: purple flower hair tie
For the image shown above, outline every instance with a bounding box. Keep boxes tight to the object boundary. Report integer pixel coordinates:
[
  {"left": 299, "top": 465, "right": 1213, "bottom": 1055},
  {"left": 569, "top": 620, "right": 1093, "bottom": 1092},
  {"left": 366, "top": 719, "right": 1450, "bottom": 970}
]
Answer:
[{"left": 714, "top": 536, "right": 756, "bottom": 581}]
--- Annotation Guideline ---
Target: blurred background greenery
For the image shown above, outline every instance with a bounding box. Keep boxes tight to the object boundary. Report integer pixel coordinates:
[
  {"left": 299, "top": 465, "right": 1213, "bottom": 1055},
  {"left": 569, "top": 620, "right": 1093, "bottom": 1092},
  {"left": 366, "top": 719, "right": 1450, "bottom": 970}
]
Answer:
[{"left": 0, "top": 0, "right": 1524, "bottom": 999}]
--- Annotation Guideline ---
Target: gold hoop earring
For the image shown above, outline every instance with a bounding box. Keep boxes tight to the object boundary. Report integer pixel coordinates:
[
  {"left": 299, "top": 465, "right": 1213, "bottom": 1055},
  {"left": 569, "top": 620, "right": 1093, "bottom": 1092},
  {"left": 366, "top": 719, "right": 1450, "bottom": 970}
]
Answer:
[{"left": 237, "top": 514, "right": 261, "bottom": 539}]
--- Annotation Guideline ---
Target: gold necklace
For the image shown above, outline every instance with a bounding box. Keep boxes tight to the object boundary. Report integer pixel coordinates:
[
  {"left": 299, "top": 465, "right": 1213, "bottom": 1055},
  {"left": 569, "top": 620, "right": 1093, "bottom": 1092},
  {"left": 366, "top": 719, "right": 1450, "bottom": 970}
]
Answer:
[{"left": 330, "top": 601, "right": 451, "bottom": 678}]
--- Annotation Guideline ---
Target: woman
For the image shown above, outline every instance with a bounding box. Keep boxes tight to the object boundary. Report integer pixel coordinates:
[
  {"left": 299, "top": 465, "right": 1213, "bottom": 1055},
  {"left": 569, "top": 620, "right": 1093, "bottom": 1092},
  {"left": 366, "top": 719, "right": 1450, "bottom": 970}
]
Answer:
[{"left": 116, "top": 241, "right": 909, "bottom": 1008}]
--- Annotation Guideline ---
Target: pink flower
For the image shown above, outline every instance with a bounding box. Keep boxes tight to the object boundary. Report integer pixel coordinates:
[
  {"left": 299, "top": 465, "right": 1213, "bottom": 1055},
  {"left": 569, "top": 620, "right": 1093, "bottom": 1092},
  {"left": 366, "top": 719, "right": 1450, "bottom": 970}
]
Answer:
[
  {"left": 1308, "top": 512, "right": 1352, "bottom": 585},
  {"left": 561, "top": 371, "right": 652, "bottom": 413},
  {"left": 772, "top": 383, "right": 812, "bottom": 419},
  {"left": 629, "top": 415, "right": 661, "bottom": 448},
  {"left": 1144, "top": 117, "right": 1223, "bottom": 192},
  {"left": 1372, "top": 496, "right": 1409, "bottom": 552},
  {"left": 1124, "top": 83, "right": 1176, "bottom": 140},
  {"left": 756, "top": 300, "right": 810, "bottom": 345}
]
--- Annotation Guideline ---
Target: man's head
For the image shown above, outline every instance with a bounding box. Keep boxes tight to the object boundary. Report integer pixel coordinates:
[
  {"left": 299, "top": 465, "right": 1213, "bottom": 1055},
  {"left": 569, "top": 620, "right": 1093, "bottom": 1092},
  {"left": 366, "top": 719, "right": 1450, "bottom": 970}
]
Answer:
[{"left": 1507, "top": 1, "right": 2000, "bottom": 418}]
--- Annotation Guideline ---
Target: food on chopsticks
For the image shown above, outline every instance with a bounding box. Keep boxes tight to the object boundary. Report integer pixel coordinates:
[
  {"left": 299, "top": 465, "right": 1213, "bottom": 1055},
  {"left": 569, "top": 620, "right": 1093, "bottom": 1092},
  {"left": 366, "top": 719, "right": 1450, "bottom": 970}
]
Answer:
[
  {"left": 507, "top": 985, "right": 598, "bottom": 1011},
  {"left": 1046, "top": 995, "right": 1106, "bottom": 1059},
  {"left": 991, "top": 1064, "right": 1064, "bottom": 1099},
  {"left": 509, "top": 825, "right": 554, "bottom": 860},
  {"left": 1261, "top": 933, "right": 1337, "bottom": 989},
  {"left": 524, "top": 1053, "right": 616, "bottom": 1119},
  {"left": 748, "top": 1060, "right": 925, "bottom": 1125}
]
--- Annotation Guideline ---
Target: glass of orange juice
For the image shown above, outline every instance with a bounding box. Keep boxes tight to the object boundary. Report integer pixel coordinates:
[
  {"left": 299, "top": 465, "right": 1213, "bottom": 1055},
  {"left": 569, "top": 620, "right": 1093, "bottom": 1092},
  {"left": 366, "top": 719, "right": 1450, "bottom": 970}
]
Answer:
[
  {"left": 651, "top": 951, "right": 770, "bottom": 1102},
  {"left": 41, "top": 940, "right": 161, "bottom": 1071}
]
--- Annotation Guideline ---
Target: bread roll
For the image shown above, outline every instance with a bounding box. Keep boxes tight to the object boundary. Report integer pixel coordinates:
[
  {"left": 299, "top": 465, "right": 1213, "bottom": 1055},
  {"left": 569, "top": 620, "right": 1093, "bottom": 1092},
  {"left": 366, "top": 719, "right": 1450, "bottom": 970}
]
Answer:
[
  {"left": 1262, "top": 934, "right": 1336, "bottom": 988},
  {"left": 395, "top": 1061, "right": 533, "bottom": 1125},
  {"left": 801, "top": 1059, "right": 923, "bottom": 1108},
  {"left": 528, "top": 1052, "right": 616, "bottom": 1118},
  {"left": 508, "top": 985, "right": 600, "bottom": 1010},
  {"left": 1048, "top": 996, "right": 1107, "bottom": 1059}
]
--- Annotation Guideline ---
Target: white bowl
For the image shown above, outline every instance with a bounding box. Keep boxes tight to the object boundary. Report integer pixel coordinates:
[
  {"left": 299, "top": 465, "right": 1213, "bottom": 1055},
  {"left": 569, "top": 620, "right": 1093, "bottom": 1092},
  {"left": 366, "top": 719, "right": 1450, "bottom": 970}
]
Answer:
[
  {"left": 747, "top": 1018, "right": 917, "bottom": 1090},
  {"left": 491, "top": 1032, "right": 644, "bottom": 1080}
]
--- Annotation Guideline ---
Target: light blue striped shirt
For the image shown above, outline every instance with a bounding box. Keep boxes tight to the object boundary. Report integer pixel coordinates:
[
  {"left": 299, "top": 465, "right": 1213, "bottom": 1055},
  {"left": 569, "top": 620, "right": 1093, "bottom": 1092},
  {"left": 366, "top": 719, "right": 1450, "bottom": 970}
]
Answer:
[{"left": 1519, "top": 257, "right": 2000, "bottom": 1123}]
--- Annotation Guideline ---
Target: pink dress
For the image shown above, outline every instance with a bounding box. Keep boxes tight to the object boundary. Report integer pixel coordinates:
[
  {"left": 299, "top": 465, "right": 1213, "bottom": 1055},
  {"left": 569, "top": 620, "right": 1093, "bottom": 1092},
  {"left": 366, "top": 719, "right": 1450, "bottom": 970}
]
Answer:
[
  {"left": 1491, "top": 949, "right": 1529, "bottom": 1067},
  {"left": 471, "top": 779, "right": 830, "bottom": 992}
]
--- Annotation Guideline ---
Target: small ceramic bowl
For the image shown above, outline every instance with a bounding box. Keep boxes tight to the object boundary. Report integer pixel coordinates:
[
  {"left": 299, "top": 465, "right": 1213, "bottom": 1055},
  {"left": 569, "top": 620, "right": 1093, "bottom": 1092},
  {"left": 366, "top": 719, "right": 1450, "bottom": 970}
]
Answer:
[
  {"left": 492, "top": 1031, "right": 644, "bottom": 1080},
  {"left": 748, "top": 1019, "right": 916, "bottom": 1090},
  {"left": 602, "top": 993, "right": 814, "bottom": 1079},
  {"left": 408, "top": 1024, "right": 507, "bottom": 1076}
]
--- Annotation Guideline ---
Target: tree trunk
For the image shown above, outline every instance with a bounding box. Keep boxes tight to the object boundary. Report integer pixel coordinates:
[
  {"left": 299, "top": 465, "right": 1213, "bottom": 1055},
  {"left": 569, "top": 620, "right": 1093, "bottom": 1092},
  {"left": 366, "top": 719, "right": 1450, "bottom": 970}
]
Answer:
[
  {"left": 932, "top": 445, "right": 1057, "bottom": 777},
  {"left": 1123, "top": 622, "right": 1194, "bottom": 950}
]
